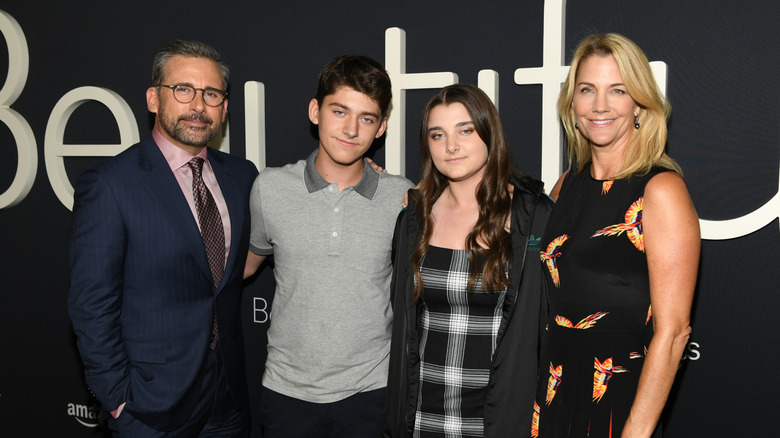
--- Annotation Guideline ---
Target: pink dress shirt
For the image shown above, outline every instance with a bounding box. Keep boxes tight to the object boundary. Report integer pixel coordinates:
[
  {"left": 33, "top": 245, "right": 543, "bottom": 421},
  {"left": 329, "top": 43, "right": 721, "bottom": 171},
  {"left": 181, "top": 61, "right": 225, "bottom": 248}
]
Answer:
[{"left": 153, "top": 128, "right": 232, "bottom": 265}]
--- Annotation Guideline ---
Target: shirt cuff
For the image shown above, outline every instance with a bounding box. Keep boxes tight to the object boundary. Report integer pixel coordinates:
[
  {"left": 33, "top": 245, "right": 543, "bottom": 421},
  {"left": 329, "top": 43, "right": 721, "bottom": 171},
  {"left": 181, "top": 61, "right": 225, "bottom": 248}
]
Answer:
[{"left": 111, "top": 402, "right": 126, "bottom": 419}]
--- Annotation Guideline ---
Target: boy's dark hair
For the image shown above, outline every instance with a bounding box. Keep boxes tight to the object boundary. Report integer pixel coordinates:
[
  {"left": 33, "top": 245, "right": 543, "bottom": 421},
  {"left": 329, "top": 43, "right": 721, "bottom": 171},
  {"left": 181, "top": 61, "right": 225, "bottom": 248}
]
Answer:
[{"left": 315, "top": 55, "right": 392, "bottom": 118}]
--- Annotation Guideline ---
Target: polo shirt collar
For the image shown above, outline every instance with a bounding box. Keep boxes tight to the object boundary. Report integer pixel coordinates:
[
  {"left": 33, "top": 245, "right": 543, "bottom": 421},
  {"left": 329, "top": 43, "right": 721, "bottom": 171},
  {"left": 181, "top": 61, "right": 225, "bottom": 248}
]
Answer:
[{"left": 303, "top": 150, "right": 379, "bottom": 199}]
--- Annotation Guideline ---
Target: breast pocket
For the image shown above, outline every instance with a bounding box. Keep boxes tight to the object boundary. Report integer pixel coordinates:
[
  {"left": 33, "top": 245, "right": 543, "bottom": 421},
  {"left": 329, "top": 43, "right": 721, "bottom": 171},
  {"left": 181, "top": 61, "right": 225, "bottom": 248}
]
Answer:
[{"left": 342, "top": 225, "right": 393, "bottom": 275}]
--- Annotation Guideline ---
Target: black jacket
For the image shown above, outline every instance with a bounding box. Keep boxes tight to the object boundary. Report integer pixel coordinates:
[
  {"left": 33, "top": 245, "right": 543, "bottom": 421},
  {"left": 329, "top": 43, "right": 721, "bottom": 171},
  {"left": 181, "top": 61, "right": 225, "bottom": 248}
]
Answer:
[{"left": 383, "top": 174, "right": 553, "bottom": 437}]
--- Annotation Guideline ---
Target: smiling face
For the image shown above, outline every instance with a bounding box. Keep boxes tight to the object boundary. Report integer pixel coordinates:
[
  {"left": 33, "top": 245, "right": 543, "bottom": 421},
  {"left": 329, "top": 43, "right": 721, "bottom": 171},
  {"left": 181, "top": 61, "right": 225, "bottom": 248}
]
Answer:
[
  {"left": 571, "top": 54, "right": 640, "bottom": 154},
  {"left": 309, "top": 85, "right": 387, "bottom": 169},
  {"left": 426, "top": 102, "right": 489, "bottom": 184},
  {"left": 146, "top": 55, "right": 227, "bottom": 154}
]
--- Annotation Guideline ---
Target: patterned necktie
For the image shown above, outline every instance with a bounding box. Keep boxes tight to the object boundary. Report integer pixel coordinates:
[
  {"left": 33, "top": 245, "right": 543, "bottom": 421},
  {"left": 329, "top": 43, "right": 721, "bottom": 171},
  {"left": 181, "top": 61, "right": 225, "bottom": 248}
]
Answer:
[{"left": 188, "top": 157, "right": 225, "bottom": 349}]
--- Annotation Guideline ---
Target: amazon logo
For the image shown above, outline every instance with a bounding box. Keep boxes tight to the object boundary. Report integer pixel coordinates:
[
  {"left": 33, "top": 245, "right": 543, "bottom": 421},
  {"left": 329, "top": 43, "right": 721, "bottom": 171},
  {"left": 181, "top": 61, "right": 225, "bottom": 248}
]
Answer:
[{"left": 66, "top": 403, "right": 101, "bottom": 428}]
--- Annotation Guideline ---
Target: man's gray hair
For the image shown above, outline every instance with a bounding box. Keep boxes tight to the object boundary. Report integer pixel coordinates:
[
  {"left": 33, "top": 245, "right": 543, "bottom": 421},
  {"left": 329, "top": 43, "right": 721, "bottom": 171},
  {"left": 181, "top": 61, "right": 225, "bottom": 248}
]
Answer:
[{"left": 151, "top": 40, "right": 229, "bottom": 89}]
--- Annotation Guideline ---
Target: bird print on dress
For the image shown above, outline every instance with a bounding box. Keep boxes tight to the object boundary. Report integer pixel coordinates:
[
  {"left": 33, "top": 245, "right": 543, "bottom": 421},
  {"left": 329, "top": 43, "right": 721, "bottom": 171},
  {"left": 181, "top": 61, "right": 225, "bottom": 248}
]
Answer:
[
  {"left": 555, "top": 311, "right": 609, "bottom": 329},
  {"left": 591, "top": 197, "right": 644, "bottom": 251},
  {"left": 646, "top": 305, "right": 652, "bottom": 324},
  {"left": 531, "top": 401, "right": 540, "bottom": 437},
  {"left": 593, "top": 357, "right": 628, "bottom": 403},
  {"left": 541, "top": 234, "right": 570, "bottom": 287},
  {"left": 546, "top": 362, "right": 564, "bottom": 405},
  {"left": 629, "top": 307, "right": 653, "bottom": 359},
  {"left": 630, "top": 346, "right": 649, "bottom": 360}
]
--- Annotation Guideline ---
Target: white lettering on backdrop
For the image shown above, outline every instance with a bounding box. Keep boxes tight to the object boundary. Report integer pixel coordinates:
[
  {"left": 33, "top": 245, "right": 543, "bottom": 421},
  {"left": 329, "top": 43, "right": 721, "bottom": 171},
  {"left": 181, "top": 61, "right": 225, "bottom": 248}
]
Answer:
[
  {"left": 0, "top": 3, "right": 776, "bottom": 239},
  {"left": 0, "top": 10, "right": 35, "bottom": 208}
]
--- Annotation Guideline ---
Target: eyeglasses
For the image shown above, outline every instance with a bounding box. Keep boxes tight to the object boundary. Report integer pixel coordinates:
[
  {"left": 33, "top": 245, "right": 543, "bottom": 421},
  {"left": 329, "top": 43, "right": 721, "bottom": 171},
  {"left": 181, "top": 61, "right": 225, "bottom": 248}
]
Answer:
[{"left": 157, "top": 84, "right": 227, "bottom": 107}]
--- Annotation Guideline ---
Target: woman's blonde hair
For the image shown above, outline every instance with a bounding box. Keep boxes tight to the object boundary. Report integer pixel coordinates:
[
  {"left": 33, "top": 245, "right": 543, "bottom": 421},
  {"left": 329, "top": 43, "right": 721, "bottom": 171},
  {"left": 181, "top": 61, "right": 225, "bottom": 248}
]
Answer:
[{"left": 558, "top": 33, "right": 681, "bottom": 178}]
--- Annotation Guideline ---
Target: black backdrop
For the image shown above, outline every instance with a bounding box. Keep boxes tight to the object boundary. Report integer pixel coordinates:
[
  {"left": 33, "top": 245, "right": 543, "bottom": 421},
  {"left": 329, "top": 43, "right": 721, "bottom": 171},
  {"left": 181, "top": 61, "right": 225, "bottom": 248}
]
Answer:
[{"left": 0, "top": 1, "right": 778, "bottom": 436}]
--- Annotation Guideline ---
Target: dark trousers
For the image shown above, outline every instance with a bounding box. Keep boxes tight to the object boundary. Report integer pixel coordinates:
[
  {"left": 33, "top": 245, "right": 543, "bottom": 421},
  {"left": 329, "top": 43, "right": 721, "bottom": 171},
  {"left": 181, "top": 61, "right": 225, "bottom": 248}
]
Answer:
[
  {"left": 108, "top": 349, "right": 248, "bottom": 437},
  {"left": 259, "top": 386, "right": 386, "bottom": 438}
]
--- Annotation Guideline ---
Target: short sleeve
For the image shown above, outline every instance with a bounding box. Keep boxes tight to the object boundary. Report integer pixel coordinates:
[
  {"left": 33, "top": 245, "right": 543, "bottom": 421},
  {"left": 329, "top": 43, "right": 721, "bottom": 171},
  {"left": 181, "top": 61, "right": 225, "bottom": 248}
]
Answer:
[{"left": 248, "top": 175, "right": 274, "bottom": 255}]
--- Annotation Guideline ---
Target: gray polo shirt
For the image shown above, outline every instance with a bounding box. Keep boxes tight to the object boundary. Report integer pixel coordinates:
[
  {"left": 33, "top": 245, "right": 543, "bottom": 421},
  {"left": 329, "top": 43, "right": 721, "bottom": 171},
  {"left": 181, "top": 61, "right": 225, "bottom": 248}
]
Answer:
[{"left": 249, "top": 150, "right": 413, "bottom": 403}]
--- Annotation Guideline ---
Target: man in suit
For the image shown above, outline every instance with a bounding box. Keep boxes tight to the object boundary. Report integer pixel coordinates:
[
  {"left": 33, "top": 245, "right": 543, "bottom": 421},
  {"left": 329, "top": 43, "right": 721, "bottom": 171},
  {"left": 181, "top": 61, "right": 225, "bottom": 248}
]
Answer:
[{"left": 68, "top": 40, "right": 258, "bottom": 437}]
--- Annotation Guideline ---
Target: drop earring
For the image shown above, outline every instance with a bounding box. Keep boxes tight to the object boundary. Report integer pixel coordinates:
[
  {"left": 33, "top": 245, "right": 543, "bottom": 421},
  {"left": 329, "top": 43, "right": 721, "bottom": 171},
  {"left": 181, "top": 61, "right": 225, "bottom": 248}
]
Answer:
[
  {"left": 634, "top": 116, "right": 640, "bottom": 129},
  {"left": 575, "top": 122, "right": 579, "bottom": 129}
]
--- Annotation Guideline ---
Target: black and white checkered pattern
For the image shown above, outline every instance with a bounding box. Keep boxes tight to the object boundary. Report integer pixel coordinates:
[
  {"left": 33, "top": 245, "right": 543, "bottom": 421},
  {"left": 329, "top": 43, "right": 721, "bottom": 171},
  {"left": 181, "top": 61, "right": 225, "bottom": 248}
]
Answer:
[{"left": 414, "top": 246, "right": 506, "bottom": 437}]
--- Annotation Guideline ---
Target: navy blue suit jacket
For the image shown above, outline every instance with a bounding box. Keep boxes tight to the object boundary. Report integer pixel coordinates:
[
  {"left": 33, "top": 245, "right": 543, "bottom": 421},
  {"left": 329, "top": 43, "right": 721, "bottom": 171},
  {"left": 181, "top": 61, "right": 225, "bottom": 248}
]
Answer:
[{"left": 68, "top": 136, "right": 258, "bottom": 431}]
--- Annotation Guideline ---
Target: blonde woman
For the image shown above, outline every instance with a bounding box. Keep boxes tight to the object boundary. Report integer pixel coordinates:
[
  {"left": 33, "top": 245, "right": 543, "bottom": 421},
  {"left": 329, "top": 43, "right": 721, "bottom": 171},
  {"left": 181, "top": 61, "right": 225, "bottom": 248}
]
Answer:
[{"left": 533, "top": 33, "right": 700, "bottom": 438}]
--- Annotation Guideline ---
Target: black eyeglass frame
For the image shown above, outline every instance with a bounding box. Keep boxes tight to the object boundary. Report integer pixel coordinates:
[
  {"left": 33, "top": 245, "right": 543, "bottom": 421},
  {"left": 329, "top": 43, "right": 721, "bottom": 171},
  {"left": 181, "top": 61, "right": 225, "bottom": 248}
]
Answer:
[{"left": 156, "top": 84, "right": 228, "bottom": 107}]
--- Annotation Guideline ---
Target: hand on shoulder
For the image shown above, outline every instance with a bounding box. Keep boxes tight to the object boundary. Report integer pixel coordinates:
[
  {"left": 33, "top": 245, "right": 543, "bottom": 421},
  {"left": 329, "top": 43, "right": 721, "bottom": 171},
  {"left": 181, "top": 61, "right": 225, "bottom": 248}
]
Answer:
[
  {"left": 549, "top": 171, "right": 568, "bottom": 201},
  {"left": 366, "top": 157, "right": 386, "bottom": 173}
]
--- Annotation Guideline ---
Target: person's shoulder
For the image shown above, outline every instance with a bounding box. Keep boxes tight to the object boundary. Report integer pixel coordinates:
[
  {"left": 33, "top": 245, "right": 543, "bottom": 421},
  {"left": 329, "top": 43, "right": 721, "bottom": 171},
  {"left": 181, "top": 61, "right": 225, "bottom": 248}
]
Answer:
[
  {"left": 378, "top": 171, "right": 414, "bottom": 190},
  {"left": 259, "top": 159, "right": 305, "bottom": 177},
  {"left": 509, "top": 173, "right": 555, "bottom": 216},
  {"left": 642, "top": 170, "right": 698, "bottom": 238},
  {"left": 207, "top": 150, "right": 258, "bottom": 189},
  {"left": 85, "top": 140, "right": 146, "bottom": 176},
  {"left": 549, "top": 171, "right": 569, "bottom": 201},
  {"left": 209, "top": 148, "right": 258, "bottom": 173},
  {"left": 254, "top": 159, "right": 307, "bottom": 191},
  {"left": 644, "top": 170, "right": 688, "bottom": 199},
  {"left": 510, "top": 172, "right": 545, "bottom": 199},
  {"left": 71, "top": 141, "right": 150, "bottom": 198}
]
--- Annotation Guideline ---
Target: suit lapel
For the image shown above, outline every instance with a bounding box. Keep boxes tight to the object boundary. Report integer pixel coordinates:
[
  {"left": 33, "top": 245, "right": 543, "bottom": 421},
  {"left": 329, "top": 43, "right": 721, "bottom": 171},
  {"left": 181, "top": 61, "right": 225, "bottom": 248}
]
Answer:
[
  {"left": 209, "top": 150, "right": 243, "bottom": 294},
  {"left": 136, "top": 138, "right": 213, "bottom": 284}
]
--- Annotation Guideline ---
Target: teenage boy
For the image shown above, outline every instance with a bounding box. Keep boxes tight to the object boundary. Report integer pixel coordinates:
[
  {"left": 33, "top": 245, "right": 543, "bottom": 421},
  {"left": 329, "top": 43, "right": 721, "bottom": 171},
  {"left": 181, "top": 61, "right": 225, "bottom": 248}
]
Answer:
[{"left": 244, "top": 55, "right": 413, "bottom": 437}]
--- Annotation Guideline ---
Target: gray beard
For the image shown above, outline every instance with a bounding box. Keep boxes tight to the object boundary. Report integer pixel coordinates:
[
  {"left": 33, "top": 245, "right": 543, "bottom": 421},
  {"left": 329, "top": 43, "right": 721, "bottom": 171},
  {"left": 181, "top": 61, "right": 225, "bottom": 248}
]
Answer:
[{"left": 159, "top": 113, "right": 217, "bottom": 147}]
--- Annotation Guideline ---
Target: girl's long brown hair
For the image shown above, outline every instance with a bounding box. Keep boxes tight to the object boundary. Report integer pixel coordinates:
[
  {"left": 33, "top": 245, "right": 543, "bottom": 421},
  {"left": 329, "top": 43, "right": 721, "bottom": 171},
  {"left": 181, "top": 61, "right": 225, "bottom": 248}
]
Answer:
[{"left": 412, "top": 84, "right": 514, "bottom": 300}]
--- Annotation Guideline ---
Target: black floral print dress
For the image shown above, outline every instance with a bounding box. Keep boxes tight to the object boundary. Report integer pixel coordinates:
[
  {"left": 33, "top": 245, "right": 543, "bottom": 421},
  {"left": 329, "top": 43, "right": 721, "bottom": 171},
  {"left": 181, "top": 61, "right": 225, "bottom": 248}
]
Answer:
[{"left": 533, "top": 165, "right": 670, "bottom": 437}]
